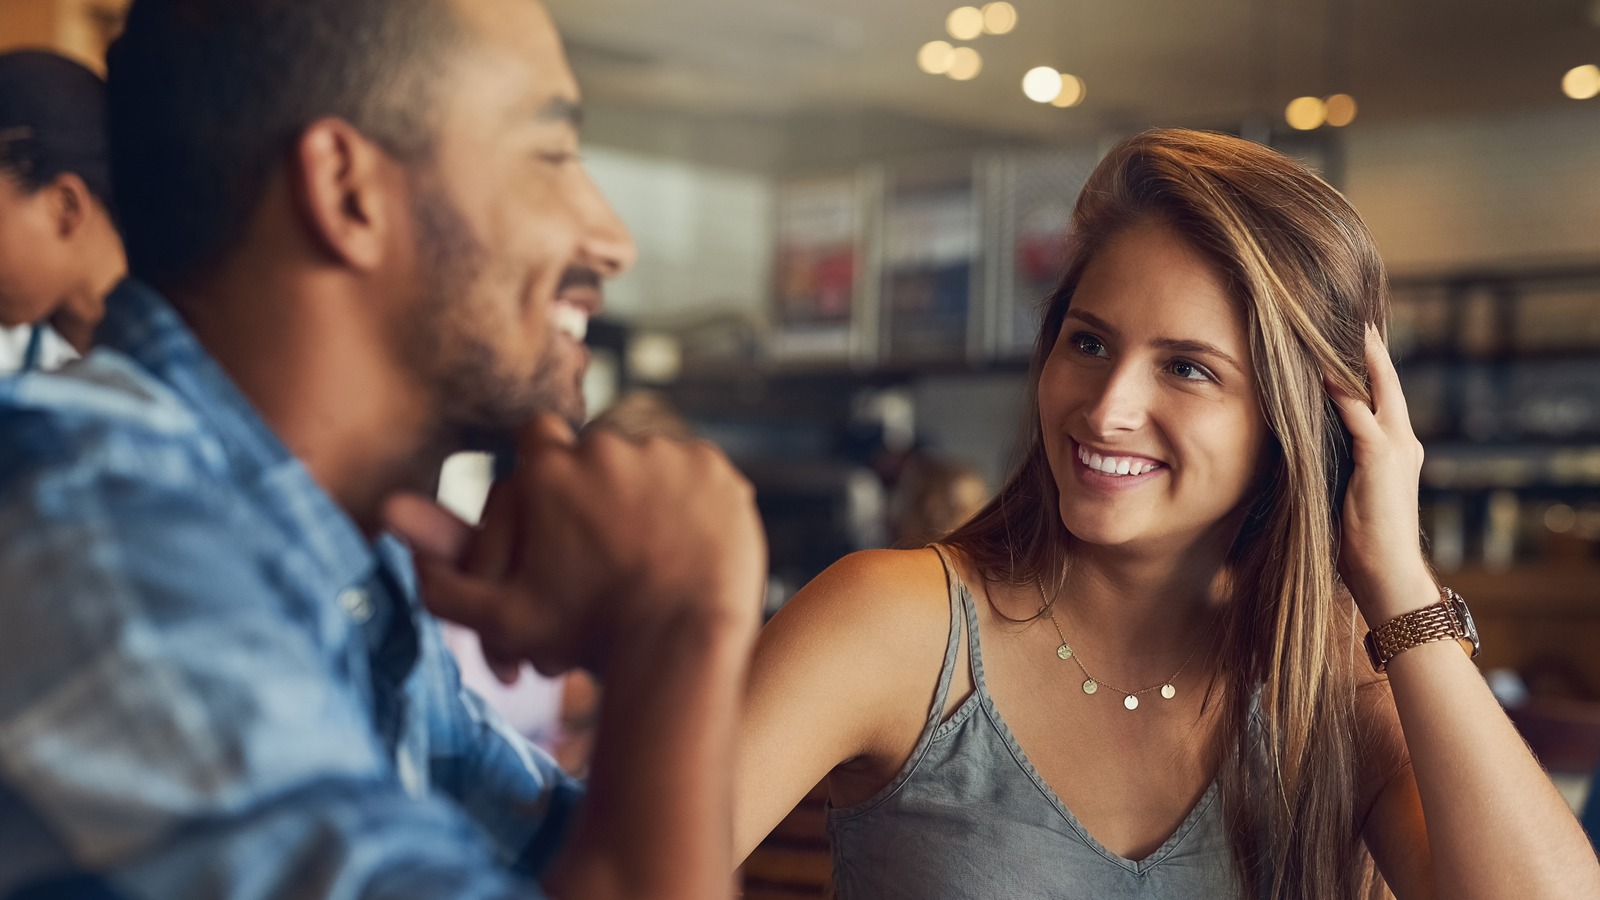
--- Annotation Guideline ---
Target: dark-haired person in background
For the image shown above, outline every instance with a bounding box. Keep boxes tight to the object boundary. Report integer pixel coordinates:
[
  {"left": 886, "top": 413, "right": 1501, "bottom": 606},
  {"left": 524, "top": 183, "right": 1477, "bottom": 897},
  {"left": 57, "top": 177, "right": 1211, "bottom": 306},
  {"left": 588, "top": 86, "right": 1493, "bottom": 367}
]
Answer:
[
  {"left": 0, "top": 0, "right": 764, "bottom": 898},
  {"left": 0, "top": 49, "right": 124, "bottom": 371}
]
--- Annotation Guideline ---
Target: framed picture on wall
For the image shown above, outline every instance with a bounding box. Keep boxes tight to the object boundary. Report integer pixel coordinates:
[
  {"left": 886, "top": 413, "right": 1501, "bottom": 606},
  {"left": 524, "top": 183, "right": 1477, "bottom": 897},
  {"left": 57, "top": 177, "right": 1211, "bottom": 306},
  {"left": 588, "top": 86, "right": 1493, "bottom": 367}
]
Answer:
[
  {"left": 979, "top": 147, "right": 1100, "bottom": 361},
  {"left": 880, "top": 160, "right": 980, "bottom": 365},
  {"left": 770, "top": 169, "right": 882, "bottom": 366}
]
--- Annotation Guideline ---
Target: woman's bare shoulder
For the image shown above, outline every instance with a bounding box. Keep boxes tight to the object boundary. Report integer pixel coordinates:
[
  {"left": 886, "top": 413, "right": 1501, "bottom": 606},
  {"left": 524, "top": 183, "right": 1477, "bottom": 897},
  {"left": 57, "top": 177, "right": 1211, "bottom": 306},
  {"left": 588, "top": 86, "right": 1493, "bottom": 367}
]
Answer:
[
  {"left": 766, "top": 546, "right": 957, "bottom": 647},
  {"left": 780, "top": 544, "right": 953, "bottom": 611}
]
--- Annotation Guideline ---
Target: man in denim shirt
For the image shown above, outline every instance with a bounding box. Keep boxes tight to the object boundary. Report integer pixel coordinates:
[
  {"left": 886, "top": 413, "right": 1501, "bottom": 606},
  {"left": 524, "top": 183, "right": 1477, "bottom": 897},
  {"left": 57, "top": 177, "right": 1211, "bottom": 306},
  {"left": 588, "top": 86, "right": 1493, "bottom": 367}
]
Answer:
[{"left": 0, "top": 1, "right": 765, "bottom": 898}]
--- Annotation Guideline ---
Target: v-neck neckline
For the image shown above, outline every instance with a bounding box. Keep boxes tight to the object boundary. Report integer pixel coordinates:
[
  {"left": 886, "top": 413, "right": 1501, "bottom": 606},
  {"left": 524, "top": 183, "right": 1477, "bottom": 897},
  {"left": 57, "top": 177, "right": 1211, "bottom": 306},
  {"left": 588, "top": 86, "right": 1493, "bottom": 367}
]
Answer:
[{"left": 955, "top": 578, "right": 1223, "bottom": 874}]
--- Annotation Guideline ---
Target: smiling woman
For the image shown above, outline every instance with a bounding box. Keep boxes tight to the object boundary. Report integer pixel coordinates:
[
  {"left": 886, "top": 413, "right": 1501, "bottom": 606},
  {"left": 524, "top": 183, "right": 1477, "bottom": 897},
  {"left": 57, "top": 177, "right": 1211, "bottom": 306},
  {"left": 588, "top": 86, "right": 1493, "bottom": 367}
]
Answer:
[
  {"left": 1039, "top": 223, "right": 1271, "bottom": 555},
  {"left": 735, "top": 128, "right": 1600, "bottom": 900}
]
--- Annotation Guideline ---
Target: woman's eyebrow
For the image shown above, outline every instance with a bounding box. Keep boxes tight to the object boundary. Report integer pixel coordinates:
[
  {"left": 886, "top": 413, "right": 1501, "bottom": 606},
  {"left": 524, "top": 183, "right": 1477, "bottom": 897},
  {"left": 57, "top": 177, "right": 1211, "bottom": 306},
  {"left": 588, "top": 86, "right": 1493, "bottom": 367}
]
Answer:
[
  {"left": 1152, "top": 337, "right": 1245, "bottom": 374},
  {"left": 1064, "top": 309, "right": 1244, "bottom": 373}
]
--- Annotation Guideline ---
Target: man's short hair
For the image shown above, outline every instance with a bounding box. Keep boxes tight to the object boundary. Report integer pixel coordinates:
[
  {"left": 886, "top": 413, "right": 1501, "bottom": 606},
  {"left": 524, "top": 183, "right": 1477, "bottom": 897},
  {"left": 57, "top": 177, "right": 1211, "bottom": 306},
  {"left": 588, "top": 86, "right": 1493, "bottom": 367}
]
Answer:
[
  {"left": 0, "top": 50, "right": 113, "bottom": 208},
  {"left": 107, "top": 0, "right": 464, "bottom": 289}
]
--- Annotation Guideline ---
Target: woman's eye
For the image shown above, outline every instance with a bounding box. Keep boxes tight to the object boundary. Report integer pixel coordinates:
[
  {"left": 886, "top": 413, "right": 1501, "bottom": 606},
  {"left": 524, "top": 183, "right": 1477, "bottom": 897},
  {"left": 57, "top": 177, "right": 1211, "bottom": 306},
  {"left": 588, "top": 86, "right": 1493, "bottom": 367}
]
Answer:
[
  {"left": 1070, "top": 333, "right": 1108, "bottom": 358},
  {"left": 537, "top": 151, "right": 577, "bottom": 166},
  {"left": 1170, "top": 359, "right": 1214, "bottom": 382}
]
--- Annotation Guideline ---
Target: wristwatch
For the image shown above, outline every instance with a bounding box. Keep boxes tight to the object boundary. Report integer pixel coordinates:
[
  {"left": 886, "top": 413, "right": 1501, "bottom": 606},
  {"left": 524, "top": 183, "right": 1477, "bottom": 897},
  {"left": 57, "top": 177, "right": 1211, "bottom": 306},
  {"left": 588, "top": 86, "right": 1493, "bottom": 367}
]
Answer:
[{"left": 1364, "top": 586, "right": 1480, "bottom": 672}]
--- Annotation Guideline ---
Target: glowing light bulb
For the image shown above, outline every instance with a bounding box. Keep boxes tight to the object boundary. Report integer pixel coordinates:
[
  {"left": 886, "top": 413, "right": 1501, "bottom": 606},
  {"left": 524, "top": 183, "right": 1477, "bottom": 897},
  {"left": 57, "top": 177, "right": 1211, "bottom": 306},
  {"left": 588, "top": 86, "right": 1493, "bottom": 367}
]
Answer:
[
  {"left": 947, "top": 46, "right": 983, "bottom": 80},
  {"left": 1022, "top": 66, "right": 1062, "bottom": 103},
  {"left": 1051, "top": 73, "right": 1086, "bottom": 108},
  {"left": 918, "top": 40, "right": 956, "bottom": 75},
  {"left": 1562, "top": 64, "right": 1600, "bottom": 100},
  {"left": 947, "top": 6, "right": 984, "bottom": 41},
  {"left": 1285, "top": 95, "right": 1326, "bottom": 130},
  {"left": 982, "top": 2, "right": 1018, "bottom": 35},
  {"left": 1324, "top": 93, "right": 1357, "bottom": 126}
]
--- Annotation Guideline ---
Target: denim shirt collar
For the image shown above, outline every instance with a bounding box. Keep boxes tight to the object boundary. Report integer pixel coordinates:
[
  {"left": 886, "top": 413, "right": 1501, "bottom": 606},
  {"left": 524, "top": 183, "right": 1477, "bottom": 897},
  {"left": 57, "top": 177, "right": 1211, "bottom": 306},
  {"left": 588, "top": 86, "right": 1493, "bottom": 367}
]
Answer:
[{"left": 94, "top": 277, "right": 384, "bottom": 596}]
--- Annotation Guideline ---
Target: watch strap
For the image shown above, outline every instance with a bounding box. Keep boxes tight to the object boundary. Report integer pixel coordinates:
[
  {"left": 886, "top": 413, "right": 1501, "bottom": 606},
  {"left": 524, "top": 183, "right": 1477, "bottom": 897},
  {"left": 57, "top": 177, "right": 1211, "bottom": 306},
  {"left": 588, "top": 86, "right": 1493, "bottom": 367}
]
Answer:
[{"left": 1364, "top": 589, "right": 1467, "bottom": 672}]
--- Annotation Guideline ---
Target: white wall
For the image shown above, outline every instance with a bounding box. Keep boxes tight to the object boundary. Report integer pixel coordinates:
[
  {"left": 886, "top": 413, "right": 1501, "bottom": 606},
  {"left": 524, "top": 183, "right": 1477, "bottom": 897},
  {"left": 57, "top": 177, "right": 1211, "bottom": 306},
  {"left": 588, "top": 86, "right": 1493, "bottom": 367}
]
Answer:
[
  {"left": 1345, "top": 106, "right": 1600, "bottom": 275},
  {"left": 582, "top": 146, "right": 774, "bottom": 324}
]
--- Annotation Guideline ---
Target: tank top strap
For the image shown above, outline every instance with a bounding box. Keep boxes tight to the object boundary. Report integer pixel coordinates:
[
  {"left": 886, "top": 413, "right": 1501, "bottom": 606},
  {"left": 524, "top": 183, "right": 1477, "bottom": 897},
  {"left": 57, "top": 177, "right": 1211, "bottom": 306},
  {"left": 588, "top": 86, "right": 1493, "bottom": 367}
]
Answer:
[{"left": 923, "top": 544, "right": 971, "bottom": 732}]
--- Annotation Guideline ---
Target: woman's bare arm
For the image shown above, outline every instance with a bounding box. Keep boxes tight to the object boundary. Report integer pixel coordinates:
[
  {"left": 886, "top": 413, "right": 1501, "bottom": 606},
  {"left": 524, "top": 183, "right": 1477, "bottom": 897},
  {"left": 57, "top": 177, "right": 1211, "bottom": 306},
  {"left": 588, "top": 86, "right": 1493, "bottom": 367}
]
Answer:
[
  {"left": 734, "top": 548, "right": 955, "bottom": 862},
  {"left": 1334, "top": 329, "right": 1600, "bottom": 900}
]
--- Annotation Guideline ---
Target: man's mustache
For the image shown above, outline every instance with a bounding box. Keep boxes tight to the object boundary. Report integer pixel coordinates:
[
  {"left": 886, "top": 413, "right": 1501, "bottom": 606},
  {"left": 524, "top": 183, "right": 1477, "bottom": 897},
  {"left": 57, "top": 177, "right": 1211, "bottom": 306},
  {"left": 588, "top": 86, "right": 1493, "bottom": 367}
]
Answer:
[{"left": 557, "top": 267, "right": 602, "bottom": 293}]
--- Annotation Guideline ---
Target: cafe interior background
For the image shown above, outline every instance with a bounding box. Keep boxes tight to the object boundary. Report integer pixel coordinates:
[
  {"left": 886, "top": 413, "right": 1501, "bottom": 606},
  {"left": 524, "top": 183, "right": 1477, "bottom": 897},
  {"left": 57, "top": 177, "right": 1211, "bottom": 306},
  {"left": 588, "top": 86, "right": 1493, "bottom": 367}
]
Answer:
[{"left": 4, "top": 0, "right": 1599, "bottom": 892}]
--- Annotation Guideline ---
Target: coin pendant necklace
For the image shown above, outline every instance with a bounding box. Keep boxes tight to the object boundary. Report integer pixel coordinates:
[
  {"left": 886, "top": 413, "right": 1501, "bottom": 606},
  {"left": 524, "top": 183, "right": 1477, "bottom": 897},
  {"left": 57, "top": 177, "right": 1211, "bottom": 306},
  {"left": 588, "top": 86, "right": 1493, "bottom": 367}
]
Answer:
[{"left": 1039, "top": 579, "right": 1202, "bottom": 711}]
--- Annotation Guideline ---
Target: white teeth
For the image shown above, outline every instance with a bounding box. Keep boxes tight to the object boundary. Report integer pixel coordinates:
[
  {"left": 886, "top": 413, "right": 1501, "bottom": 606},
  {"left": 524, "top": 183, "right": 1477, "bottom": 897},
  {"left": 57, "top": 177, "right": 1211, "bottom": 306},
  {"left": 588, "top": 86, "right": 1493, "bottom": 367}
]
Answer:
[
  {"left": 1076, "top": 444, "right": 1158, "bottom": 477},
  {"left": 551, "top": 302, "right": 589, "bottom": 342}
]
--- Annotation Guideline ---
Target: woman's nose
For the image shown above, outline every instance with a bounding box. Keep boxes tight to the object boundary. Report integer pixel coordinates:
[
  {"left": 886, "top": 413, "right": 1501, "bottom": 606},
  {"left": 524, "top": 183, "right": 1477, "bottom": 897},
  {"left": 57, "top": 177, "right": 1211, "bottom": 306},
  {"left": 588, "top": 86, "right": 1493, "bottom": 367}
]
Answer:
[{"left": 1082, "top": 364, "right": 1152, "bottom": 437}]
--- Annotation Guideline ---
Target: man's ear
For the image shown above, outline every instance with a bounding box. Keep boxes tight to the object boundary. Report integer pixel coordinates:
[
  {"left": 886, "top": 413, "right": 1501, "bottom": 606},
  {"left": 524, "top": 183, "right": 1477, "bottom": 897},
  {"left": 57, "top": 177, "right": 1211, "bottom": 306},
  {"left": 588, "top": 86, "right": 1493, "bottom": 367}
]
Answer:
[{"left": 289, "top": 118, "right": 400, "bottom": 272}]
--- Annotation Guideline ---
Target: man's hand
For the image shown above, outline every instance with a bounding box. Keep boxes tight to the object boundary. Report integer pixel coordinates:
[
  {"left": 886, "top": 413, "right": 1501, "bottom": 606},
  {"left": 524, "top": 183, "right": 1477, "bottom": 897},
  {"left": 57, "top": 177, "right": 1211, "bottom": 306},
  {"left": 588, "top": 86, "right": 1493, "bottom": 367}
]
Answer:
[
  {"left": 384, "top": 414, "right": 766, "bottom": 679},
  {"left": 387, "top": 414, "right": 763, "bottom": 899}
]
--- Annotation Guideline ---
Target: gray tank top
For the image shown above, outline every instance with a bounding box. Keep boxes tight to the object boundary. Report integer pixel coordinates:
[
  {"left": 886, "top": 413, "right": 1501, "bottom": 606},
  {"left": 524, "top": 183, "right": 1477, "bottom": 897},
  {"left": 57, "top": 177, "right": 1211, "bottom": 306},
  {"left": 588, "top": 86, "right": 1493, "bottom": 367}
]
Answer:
[{"left": 826, "top": 546, "right": 1249, "bottom": 899}]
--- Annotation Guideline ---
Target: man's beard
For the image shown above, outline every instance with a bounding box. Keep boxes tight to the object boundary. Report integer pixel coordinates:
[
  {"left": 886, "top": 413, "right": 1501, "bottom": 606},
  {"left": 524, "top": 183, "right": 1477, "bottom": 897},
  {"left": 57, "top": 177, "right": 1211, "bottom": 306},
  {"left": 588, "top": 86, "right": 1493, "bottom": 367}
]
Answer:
[{"left": 404, "top": 177, "right": 580, "bottom": 453}]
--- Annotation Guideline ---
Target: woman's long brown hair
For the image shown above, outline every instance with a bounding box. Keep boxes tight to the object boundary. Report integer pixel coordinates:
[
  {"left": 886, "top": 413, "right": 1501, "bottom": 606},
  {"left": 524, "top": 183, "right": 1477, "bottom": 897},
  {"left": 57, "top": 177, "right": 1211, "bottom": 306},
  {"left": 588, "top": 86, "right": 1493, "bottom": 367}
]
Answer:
[{"left": 943, "top": 128, "right": 1388, "bottom": 899}]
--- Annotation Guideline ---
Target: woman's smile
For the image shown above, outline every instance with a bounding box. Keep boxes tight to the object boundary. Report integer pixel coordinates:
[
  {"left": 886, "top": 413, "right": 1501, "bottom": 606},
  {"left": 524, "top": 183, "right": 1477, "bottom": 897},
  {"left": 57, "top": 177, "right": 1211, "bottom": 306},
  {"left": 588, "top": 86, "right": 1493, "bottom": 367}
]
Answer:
[{"left": 1072, "top": 440, "right": 1167, "bottom": 491}]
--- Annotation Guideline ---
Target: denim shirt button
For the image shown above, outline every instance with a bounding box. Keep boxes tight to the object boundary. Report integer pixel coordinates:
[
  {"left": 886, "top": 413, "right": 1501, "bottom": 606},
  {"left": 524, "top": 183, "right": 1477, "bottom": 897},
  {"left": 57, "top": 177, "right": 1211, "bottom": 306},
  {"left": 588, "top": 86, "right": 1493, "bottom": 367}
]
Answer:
[{"left": 338, "top": 587, "right": 374, "bottom": 624}]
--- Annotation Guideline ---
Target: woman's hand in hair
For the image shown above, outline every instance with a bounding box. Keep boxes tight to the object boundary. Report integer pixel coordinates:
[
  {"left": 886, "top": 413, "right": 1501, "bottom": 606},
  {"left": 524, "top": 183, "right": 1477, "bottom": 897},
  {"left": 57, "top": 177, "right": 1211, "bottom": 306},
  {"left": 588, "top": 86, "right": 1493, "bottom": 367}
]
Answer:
[{"left": 1326, "top": 325, "right": 1438, "bottom": 626}]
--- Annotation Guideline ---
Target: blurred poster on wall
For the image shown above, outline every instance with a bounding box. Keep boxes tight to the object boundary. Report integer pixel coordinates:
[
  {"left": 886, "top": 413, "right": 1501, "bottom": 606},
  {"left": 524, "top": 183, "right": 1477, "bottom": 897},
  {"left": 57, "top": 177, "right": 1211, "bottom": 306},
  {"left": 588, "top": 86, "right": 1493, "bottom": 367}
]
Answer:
[
  {"left": 882, "top": 165, "right": 978, "bottom": 364},
  {"left": 771, "top": 174, "right": 871, "bottom": 363},
  {"left": 974, "top": 148, "right": 1099, "bottom": 360}
]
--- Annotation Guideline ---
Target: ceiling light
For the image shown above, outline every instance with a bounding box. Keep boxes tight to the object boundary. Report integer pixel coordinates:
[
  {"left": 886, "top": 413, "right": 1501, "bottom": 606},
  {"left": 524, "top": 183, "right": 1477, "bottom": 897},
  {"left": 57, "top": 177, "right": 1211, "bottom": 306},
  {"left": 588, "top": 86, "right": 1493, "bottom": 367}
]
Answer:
[
  {"left": 1562, "top": 64, "right": 1600, "bottom": 100},
  {"left": 918, "top": 40, "right": 956, "bottom": 75},
  {"left": 947, "top": 6, "right": 984, "bottom": 41},
  {"left": 1022, "top": 66, "right": 1062, "bottom": 103},
  {"left": 1051, "top": 73, "right": 1086, "bottom": 108},
  {"left": 1324, "top": 93, "right": 1357, "bottom": 126},
  {"left": 982, "top": 2, "right": 1018, "bottom": 35},
  {"left": 1285, "top": 95, "right": 1326, "bottom": 130},
  {"left": 947, "top": 46, "right": 983, "bottom": 80}
]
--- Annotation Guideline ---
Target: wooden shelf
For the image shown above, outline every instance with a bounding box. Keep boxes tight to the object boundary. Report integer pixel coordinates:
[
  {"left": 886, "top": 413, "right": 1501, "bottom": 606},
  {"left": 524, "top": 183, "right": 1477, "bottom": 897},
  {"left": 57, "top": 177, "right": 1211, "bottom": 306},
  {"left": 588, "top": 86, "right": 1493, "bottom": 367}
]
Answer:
[
  {"left": 1445, "top": 564, "right": 1600, "bottom": 700},
  {"left": 1448, "top": 564, "right": 1600, "bottom": 617}
]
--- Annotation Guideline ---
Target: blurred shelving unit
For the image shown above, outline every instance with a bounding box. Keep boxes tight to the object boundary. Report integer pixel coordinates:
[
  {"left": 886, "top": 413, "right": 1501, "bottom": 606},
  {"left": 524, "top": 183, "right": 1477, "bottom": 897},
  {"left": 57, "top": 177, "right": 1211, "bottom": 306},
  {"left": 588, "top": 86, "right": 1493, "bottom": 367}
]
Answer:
[{"left": 1394, "top": 265, "right": 1600, "bottom": 725}]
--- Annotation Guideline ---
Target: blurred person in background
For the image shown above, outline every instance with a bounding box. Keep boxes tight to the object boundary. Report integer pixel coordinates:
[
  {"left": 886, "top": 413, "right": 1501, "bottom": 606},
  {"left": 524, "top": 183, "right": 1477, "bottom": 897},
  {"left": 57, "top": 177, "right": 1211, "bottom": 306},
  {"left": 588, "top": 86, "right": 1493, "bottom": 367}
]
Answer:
[
  {"left": 888, "top": 452, "right": 989, "bottom": 550},
  {"left": 0, "top": 2, "right": 764, "bottom": 899},
  {"left": 0, "top": 49, "right": 124, "bottom": 372},
  {"left": 734, "top": 130, "right": 1600, "bottom": 900}
]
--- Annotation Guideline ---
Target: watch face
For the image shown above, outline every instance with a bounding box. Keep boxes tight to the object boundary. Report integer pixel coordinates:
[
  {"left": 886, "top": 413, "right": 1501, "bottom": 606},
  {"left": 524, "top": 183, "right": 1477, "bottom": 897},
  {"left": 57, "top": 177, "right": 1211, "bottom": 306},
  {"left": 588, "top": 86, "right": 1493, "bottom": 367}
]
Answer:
[{"left": 1451, "top": 592, "right": 1481, "bottom": 657}]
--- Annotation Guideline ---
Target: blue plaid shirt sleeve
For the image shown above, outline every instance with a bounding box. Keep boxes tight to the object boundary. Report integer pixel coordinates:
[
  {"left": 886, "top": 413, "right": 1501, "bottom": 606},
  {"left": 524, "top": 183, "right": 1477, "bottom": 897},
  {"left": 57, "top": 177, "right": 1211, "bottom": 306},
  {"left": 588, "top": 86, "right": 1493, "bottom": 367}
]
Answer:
[{"left": 409, "top": 603, "right": 584, "bottom": 877}]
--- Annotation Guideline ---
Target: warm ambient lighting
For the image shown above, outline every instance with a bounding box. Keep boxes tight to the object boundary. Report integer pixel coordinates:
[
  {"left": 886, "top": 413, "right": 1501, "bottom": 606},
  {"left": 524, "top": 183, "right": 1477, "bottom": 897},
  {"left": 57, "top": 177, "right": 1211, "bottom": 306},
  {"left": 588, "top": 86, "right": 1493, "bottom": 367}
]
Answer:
[
  {"left": 1051, "top": 73, "right": 1086, "bottom": 108},
  {"left": 1285, "top": 95, "right": 1326, "bottom": 130},
  {"left": 946, "top": 6, "right": 985, "bottom": 41},
  {"left": 947, "top": 46, "right": 983, "bottom": 80},
  {"left": 1563, "top": 64, "right": 1600, "bottom": 100},
  {"left": 1022, "top": 66, "right": 1062, "bottom": 103},
  {"left": 982, "top": 2, "right": 1018, "bottom": 35},
  {"left": 1324, "top": 93, "right": 1358, "bottom": 126},
  {"left": 918, "top": 40, "right": 956, "bottom": 75}
]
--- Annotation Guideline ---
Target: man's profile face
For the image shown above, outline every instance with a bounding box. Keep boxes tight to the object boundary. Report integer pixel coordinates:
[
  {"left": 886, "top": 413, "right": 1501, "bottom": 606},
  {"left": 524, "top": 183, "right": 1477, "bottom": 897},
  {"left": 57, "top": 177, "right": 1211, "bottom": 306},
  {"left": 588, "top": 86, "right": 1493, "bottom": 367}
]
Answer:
[{"left": 398, "top": 0, "right": 634, "bottom": 436}]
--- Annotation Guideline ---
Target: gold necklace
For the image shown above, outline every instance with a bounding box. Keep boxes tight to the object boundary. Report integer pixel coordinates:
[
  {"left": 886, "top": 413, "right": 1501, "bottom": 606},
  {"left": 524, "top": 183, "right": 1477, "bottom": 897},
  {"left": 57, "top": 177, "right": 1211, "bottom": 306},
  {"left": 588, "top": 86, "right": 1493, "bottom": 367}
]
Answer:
[{"left": 1038, "top": 579, "right": 1204, "bottom": 711}]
